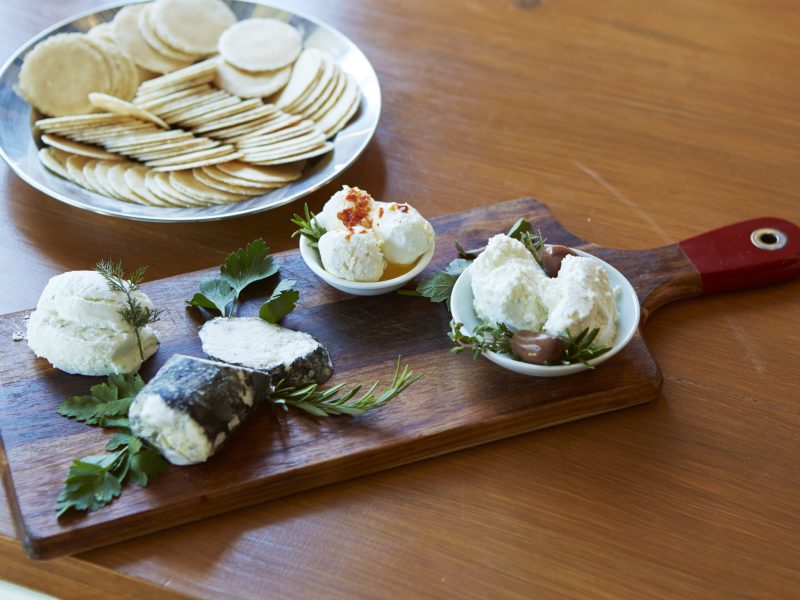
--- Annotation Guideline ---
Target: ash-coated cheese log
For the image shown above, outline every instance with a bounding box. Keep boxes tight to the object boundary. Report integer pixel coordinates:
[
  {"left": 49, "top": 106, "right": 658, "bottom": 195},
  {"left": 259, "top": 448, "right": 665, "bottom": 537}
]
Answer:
[
  {"left": 129, "top": 354, "right": 270, "bottom": 465},
  {"left": 199, "top": 317, "right": 333, "bottom": 387}
]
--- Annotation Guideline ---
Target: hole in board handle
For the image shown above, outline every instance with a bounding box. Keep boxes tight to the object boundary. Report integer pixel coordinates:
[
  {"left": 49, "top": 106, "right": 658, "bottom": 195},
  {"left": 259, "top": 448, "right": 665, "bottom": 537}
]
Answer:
[{"left": 750, "top": 227, "right": 787, "bottom": 251}]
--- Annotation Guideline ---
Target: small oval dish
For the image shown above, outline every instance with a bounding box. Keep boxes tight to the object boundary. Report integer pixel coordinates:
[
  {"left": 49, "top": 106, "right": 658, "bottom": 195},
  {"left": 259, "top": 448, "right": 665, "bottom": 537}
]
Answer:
[
  {"left": 299, "top": 232, "right": 435, "bottom": 296},
  {"left": 450, "top": 248, "right": 640, "bottom": 377}
]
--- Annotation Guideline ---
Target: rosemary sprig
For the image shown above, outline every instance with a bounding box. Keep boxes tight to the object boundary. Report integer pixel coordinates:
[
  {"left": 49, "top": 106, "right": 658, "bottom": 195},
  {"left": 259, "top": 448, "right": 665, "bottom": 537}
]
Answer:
[
  {"left": 449, "top": 321, "right": 514, "bottom": 359},
  {"left": 96, "top": 260, "right": 163, "bottom": 361},
  {"left": 271, "top": 357, "right": 421, "bottom": 417},
  {"left": 290, "top": 203, "right": 327, "bottom": 247},
  {"left": 453, "top": 218, "right": 546, "bottom": 262},
  {"left": 560, "top": 328, "right": 611, "bottom": 367}
]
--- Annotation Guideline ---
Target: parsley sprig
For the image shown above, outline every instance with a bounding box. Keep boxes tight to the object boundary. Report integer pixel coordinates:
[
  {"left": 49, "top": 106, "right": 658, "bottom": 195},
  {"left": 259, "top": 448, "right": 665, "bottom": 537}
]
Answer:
[
  {"left": 290, "top": 203, "right": 327, "bottom": 247},
  {"left": 272, "top": 358, "right": 421, "bottom": 417},
  {"left": 56, "top": 374, "right": 167, "bottom": 518},
  {"left": 186, "top": 238, "right": 298, "bottom": 322},
  {"left": 96, "top": 260, "right": 164, "bottom": 361}
]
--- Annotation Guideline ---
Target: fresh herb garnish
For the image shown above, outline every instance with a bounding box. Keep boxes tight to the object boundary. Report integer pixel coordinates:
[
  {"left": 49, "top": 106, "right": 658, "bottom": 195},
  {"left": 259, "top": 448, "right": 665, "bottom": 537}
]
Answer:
[
  {"left": 57, "top": 373, "right": 144, "bottom": 428},
  {"left": 449, "top": 321, "right": 611, "bottom": 367},
  {"left": 271, "top": 357, "right": 421, "bottom": 417},
  {"left": 56, "top": 374, "right": 167, "bottom": 518},
  {"left": 290, "top": 203, "right": 327, "bottom": 247},
  {"left": 96, "top": 260, "right": 164, "bottom": 361},
  {"left": 449, "top": 321, "right": 514, "bottom": 358},
  {"left": 186, "top": 239, "right": 298, "bottom": 322},
  {"left": 414, "top": 258, "right": 470, "bottom": 305},
  {"left": 258, "top": 279, "right": 299, "bottom": 324}
]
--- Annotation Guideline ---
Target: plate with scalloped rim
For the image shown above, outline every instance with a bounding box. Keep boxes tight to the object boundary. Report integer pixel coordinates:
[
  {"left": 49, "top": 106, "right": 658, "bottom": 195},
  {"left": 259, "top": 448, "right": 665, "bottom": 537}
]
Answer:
[{"left": 0, "top": 0, "right": 380, "bottom": 223}]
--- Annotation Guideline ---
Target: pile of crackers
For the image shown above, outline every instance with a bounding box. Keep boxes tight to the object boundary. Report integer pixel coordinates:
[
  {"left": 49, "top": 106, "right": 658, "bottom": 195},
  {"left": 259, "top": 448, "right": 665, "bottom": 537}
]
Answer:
[{"left": 21, "top": 0, "right": 362, "bottom": 208}]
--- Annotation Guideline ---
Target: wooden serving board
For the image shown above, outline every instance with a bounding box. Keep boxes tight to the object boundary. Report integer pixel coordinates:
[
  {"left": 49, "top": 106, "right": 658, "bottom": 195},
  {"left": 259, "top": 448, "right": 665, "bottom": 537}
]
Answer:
[{"left": 0, "top": 198, "right": 672, "bottom": 559}]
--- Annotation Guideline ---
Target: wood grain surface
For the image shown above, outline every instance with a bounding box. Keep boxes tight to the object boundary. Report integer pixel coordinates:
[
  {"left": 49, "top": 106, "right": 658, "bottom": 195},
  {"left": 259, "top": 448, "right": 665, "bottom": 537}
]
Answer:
[
  {"left": 1, "top": 198, "right": 664, "bottom": 559},
  {"left": 1, "top": 0, "right": 798, "bottom": 598}
]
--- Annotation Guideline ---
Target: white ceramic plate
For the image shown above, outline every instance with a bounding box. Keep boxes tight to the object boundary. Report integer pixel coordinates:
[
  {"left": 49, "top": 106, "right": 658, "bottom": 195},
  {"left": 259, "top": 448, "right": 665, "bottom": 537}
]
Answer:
[
  {"left": 0, "top": 0, "right": 380, "bottom": 222},
  {"left": 449, "top": 248, "right": 641, "bottom": 376}
]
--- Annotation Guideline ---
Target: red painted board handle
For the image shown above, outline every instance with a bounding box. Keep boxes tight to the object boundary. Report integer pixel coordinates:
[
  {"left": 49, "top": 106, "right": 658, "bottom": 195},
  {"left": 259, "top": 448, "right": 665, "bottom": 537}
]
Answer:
[{"left": 678, "top": 217, "right": 800, "bottom": 294}]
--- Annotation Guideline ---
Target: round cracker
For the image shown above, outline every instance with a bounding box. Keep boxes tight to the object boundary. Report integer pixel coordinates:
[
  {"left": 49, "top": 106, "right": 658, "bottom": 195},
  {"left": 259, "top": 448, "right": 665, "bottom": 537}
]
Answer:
[
  {"left": 151, "top": 152, "right": 242, "bottom": 172},
  {"left": 166, "top": 96, "right": 241, "bottom": 124},
  {"left": 154, "top": 172, "right": 211, "bottom": 205},
  {"left": 135, "top": 84, "right": 212, "bottom": 110},
  {"left": 200, "top": 164, "right": 286, "bottom": 188},
  {"left": 138, "top": 58, "right": 218, "bottom": 93},
  {"left": 315, "top": 73, "right": 359, "bottom": 132},
  {"left": 152, "top": 0, "right": 235, "bottom": 56},
  {"left": 88, "top": 92, "right": 169, "bottom": 129},
  {"left": 125, "top": 166, "right": 173, "bottom": 206},
  {"left": 87, "top": 23, "right": 117, "bottom": 45},
  {"left": 192, "top": 167, "right": 269, "bottom": 195},
  {"left": 304, "top": 69, "right": 346, "bottom": 122},
  {"left": 83, "top": 159, "right": 116, "bottom": 198},
  {"left": 132, "top": 138, "right": 220, "bottom": 161},
  {"left": 292, "top": 55, "right": 335, "bottom": 114},
  {"left": 218, "top": 19, "right": 301, "bottom": 72},
  {"left": 113, "top": 5, "right": 192, "bottom": 74},
  {"left": 193, "top": 105, "right": 279, "bottom": 135},
  {"left": 145, "top": 144, "right": 236, "bottom": 167},
  {"left": 325, "top": 91, "right": 361, "bottom": 138},
  {"left": 180, "top": 99, "right": 263, "bottom": 128},
  {"left": 169, "top": 170, "right": 242, "bottom": 202},
  {"left": 137, "top": 4, "right": 197, "bottom": 61},
  {"left": 229, "top": 114, "right": 304, "bottom": 142},
  {"left": 38, "top": 147, "right": 71, "bottom": 179},
  {"left": 215, "top": 59, "right": 292, "bottom": 99},
  {"left": 19, "top": 33, "right": 111, "bottom": 116},
  {"left": 41, "top": 133, "right": 121, "bottom": 160},
  {"left": 214, "top": 160, "right": 304, "bottom": 183},
  {"left": 247, "top": 142, "right": 332, "bottom": 166},
  {"left": 105, "top": 162, "right": 151, "bottom": 205},
  {"left": 237, "top": 126, "right": 321, "bottom": 149},
  {"left": 275, "top": 48, "right": 322, "bottom": 109},
  {"left": 144, "top": 170, "right": 189, "bottom": 206}
]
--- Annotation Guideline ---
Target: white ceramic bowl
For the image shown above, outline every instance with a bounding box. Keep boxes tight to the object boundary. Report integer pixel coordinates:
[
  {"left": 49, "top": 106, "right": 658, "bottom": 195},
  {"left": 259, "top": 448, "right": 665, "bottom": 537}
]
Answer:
[
  {"left": 299, "top": 231, "right": 435, "bottom": 296},
  {"left": 449, "top": 248, "right": 641, "bottom": 376}
]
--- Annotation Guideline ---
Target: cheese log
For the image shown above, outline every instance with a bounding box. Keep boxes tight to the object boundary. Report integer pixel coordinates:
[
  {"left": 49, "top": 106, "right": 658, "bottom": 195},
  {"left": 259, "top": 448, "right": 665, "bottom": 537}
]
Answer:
[
  {"left": 129, "top": 354, "right": 270, "bottom": 465},
  {"left": 199, "top": 317, "right": 333, "bottom": 387}
]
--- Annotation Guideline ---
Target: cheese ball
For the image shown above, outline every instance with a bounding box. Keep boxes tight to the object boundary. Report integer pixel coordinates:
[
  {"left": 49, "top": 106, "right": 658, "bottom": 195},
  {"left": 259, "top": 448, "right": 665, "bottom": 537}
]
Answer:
[
  {"left": 317, "top": 226, "right": 386, "bottom": 282},
  {"left": 372, "top": 202, "right": 435, "bottom": 265},
  {"left": 317, "top": 185, "right": 375, "bottom": 232}
]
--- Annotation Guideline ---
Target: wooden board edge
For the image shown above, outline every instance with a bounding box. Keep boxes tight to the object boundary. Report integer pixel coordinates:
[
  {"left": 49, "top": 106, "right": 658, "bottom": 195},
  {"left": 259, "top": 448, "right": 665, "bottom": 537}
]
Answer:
[{"left": 21, "top": 363, "right": 663, "bottom": 559}]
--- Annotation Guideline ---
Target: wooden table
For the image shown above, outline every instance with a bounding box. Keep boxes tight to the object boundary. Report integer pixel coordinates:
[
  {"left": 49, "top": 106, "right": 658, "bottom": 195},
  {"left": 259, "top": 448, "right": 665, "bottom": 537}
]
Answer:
[{"left": 1, "top": 0, "right": 798, "bottom": 597}]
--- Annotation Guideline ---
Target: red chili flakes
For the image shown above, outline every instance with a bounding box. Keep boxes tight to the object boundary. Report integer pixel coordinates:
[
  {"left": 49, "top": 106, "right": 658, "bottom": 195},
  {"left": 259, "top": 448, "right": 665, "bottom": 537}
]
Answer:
[
  {"left": 337, "top": 187, "right": 373, "bottom": 228},
  {"left": 378, "top": 206, "right": 384, "bottom": 218},
  {"left": 397, "top": 204, "right": 410, "bottom": 213}
]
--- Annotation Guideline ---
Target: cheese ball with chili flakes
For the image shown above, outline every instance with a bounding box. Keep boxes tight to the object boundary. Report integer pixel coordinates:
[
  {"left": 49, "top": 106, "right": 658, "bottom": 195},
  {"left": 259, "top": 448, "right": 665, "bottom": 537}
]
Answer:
[
  {"left": 318, "top": 185, "right": 375, "bottom": 232},
  {"left": 373, "top": 202, "right": 435, "bottom": 265},
  {"left": 317, "top": 226, "right": 387, "bottom": 282}
]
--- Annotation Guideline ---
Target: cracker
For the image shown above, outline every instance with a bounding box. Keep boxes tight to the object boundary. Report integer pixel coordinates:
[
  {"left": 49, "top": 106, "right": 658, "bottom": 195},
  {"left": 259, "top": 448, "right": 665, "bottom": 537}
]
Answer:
[
  {"left": 169, "top": 170, "right": 242, "bottom": 202},
  {"left": 315, "top": 73, "right": 359, "bottom": 134},
  {"left": 324, "top": 91, "right": 361, "bottom": 138},
  {"left": 65, "top": 155, "right": 94, "bottom": 189},
  {"left": 150, "top": 90, "right": 228, "bottom": 117},
  {"left": 193, "top": 105, "right": 278, "bottom": 135},
  {"left": 152, "top": 0, "right": 235, "bottom": 56},
  {"left": 236, "top": 122, "right": 317, "bottom": 148},
  {"left": 239, "top": 138, "right": 327, "bottom": 163},
  {"left": 145, "top": 144, "right": 236, "bottom": 167},
  {"left": 214, "top": 160, "right": 304, "bottom": 183},
  {"left": 19, "top": 33, "right": 111, "bottom": 116},
  {"left": 41, "top": 133, "right": 121, "bottom": 160},
  {"left": 87, "top": 23, "right": 117, "bottom": 45},
  {"left": 38, "top": 147, "right": 71, "bottom": 179},
  {"left": 35, "top": 113, "right": 131, "bottom": 132},
  {"left": 113, "top": 5, "right": 192, "bottom": 74},
  {"left": 192, "top": 167, "right": 270, "bottom": 195},
  {"left": 83, "top": 159, "right": 117, "bottom": 197},
  {"left": 275, "top": 48, "right": 323, "bottom": 109},
  {"left": 135, "top": 78, "right": 214, "bottom": 103},
  {"left": 135, "top": 84, "right": 212, "bottom": 110},
  {"left": 304, "top": 70, "right": 346, "bottom": 121},
  {"left": 292, "top": 54, "right": 335, "bottom": 114},
  {"left": 95, "top": 159, "right": 138, "bottom": 202},
  {"left": 218, "top": 19, "right": 302, "bottom": 72},
  {"left": 88, "top": 92, "right": 169, "bottom": 128},
  {"left": 165, "top": 96, "right": 240, "bottom": 124},
  {"left": 132, "top": 138, "right": 220, "bottom": 161},
  {"left": 126, "top": 166, "right": 174, "bottom": 207},
  {"left": 137, "top": 4, "right": 196, "bottom": 62},
  {"left": 144, "top": 170, "right": 192, "bottom": 206},
  {"left": 105, "top": 163, "right": 150, "bottom": 205},
  {"left": 154, "top": 172, "right": 211, "bottom": 205},
  {"left": 180, "top": 98, "right": 263, "bottom": 128},
  {"left": 138, "top": 58, "right": 218, "bottom": 93},
  {"left": 247, "top": 142, "right": 333, "bottom": 166},
  {"left": 215, "top": 59, "right": 291, "bottom": 99},
  {"left": 150, "top": 152, "right": 242, "bottom": 171},
  {"left": 228, "top": 114, "right": 304, "bottom": 142}
]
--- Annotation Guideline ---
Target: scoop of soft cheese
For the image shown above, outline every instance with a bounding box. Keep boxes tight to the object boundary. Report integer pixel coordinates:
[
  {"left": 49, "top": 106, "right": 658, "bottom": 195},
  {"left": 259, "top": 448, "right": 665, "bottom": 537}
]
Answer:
[
  {"left": 318, "top": 226, "right": 387, "bottom": 281},
  {"left": 471, "top": 234, "right": 551, "bottom": 331},
  {"left": 372, "top": 202, "right": 435, "bottom": 265},
  {"left": 542, "top": 254, "right": 617, "bottom": 347},
  {"left": 26, "top": 270, "right": 158, "bottom": 375},
  {"left": 317, "top": 185, "right": 375, "bottom": 232}
]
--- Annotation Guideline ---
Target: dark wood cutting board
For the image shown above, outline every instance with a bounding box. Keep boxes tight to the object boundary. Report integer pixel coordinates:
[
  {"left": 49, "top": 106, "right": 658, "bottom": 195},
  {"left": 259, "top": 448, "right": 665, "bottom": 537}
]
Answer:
[{"left": 0, "top": 198, "right": 675, "bottom": 559}]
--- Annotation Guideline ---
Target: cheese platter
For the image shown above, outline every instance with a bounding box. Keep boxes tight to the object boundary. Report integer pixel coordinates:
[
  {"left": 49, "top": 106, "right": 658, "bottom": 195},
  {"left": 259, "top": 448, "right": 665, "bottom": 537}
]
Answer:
[{"left": 1, "top": 198, "right": 799, "bottom": 560}]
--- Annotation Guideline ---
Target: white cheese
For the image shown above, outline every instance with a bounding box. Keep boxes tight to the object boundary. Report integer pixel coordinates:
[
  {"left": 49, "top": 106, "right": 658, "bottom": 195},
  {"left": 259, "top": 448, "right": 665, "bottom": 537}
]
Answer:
[
  {"left": 317, "top": 185, "right": 375, "bottom": 232},
  {"left": 26, "top": 270, "right": 159, "bottom": 375},
  {"left": 318, "top": 226, "right": 386, "bottom": 281},
  {"left": 372, "top": 202, "right": 435, "bottom": 265},
  {"left": 200, "top": 316, "right": 320, "bottom": 371},
  {"left": 543, "top": 254, "right": 617, "bottom": 347},
  {"left": 128, "top": 390, "right": 211, "bottom": 466}
]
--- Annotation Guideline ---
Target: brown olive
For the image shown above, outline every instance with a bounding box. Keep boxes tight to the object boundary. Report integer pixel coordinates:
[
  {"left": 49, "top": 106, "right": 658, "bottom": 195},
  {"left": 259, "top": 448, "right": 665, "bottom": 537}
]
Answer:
[
  {"left": 542, "top": 245, "right": 578, "bottom": 277},
  {"left": 510, "top": 330, "right": 566, "bottom": 364}
]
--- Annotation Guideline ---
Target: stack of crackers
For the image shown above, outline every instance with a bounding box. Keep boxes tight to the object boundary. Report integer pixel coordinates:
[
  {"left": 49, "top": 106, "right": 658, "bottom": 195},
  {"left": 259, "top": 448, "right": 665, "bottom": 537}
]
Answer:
[{"left": 21, "top": 0, "right": 363, "bottom": 209}]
